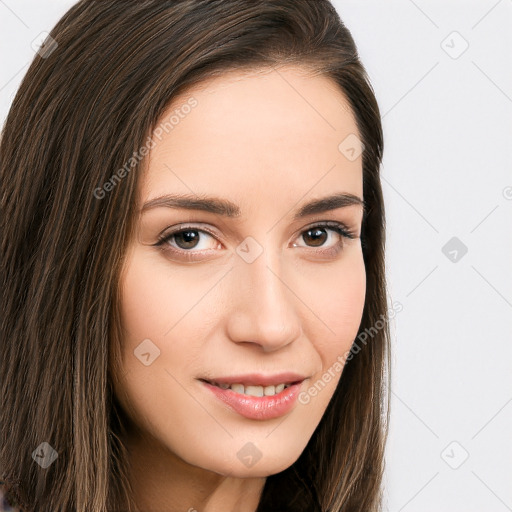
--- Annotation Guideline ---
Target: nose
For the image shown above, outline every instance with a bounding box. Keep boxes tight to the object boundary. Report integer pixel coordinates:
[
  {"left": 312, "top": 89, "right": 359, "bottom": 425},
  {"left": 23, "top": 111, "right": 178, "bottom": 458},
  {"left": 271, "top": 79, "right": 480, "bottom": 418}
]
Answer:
[{"left": 225, "top": 247, "right": 303, "bottom": 352}]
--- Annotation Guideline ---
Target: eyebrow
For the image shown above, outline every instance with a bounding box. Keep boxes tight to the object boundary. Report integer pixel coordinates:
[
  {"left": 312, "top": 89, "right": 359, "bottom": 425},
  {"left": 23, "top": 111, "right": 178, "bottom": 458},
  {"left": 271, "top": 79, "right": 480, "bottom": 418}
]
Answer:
[{"left": 140, "top": 192, "right": 365, "bottom": 219}]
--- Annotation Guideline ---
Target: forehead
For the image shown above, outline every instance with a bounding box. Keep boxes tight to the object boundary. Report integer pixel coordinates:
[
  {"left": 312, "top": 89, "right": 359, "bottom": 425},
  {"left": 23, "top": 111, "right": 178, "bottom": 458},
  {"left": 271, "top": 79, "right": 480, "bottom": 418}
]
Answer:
[{"left": 140, "top": 65, "right": 362, "bottom": 207}]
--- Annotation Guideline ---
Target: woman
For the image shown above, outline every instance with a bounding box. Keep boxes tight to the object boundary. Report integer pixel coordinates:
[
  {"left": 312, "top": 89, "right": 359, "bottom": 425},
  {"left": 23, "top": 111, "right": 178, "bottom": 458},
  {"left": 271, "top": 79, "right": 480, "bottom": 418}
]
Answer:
[{"left": 0, "top": 1, "right": 390, "bottom": 510}]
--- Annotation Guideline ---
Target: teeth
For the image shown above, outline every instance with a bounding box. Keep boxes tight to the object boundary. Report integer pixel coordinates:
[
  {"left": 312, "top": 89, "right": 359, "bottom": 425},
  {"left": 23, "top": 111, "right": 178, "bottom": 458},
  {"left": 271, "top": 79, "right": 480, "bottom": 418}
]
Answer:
[
  {"left": 230, "top": 383, "right": 244, "bottom": 394},
  {"left": 212, "top": 381, "right": 292, "bottom": 396},
  {"left": 263, "top": 385, "right": 275, "bottom": 396},
  {"left": 245, "top": 385, "right": 264, "bottom": 397},
  {"left": 275, "top": 383, "right": 285, "bottom": 394}
]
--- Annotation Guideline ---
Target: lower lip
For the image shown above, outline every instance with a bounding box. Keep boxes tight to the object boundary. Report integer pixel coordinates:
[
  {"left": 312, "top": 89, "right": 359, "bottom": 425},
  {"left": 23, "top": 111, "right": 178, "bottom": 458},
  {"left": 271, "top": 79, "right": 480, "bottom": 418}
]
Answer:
[{"left": 201, "top": 381, "right": 303, "bottom": 420}]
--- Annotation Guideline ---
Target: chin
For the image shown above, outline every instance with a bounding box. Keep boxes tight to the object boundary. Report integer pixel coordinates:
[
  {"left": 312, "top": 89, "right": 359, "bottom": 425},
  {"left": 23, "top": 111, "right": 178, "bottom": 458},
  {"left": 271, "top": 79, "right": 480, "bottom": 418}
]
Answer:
[{"left": 187, "top": 438, "right": 306, "bottom": 479}]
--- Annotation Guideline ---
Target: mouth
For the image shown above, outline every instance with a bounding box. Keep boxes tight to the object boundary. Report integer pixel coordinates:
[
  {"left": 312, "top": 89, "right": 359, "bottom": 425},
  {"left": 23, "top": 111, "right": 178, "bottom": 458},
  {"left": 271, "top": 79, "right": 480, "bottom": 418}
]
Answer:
[
  {"left": 199, "top": 379, "right": 302, "bottom": 397},
  {"left": 198, "top": 373, "right": 308, "bottom": 420}
]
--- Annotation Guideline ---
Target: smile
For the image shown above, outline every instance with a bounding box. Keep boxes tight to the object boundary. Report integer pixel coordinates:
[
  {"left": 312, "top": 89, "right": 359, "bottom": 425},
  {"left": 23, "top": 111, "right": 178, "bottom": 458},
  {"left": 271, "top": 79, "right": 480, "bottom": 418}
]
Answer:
[{"left": 199, "top": 375, "right": 307, "bottom": 420}]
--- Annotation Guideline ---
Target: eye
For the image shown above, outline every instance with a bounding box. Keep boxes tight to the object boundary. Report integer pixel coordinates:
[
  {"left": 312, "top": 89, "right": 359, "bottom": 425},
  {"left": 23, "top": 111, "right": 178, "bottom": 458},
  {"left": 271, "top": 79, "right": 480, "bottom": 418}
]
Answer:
[
  {"left": 291, "top": 221, "right": 356, "bottom": 257},
  {"left": 156, "top": 226, "right": 221, "bottom": 254}
]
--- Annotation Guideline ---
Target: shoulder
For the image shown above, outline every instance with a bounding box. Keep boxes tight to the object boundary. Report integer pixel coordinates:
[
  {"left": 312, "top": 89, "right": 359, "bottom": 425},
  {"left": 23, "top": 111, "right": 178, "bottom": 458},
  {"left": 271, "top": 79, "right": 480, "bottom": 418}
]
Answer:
[{"left": 0, "top": 480, "right": 24, "bottom": 512}]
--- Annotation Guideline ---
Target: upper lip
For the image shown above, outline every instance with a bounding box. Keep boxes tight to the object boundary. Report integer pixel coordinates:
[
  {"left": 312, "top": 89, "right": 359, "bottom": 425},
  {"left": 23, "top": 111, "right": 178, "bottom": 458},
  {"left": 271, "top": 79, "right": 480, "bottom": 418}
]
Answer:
[{"left": 200, "top": 372, "right": 308, "bottom": 387}]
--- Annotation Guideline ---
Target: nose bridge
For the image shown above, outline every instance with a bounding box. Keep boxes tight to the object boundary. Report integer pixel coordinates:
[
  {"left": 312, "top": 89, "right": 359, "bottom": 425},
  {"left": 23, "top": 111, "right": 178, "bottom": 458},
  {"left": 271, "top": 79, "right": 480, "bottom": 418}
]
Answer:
[{"left": 226, "top": 244, "right": 302, "bottom": 350}]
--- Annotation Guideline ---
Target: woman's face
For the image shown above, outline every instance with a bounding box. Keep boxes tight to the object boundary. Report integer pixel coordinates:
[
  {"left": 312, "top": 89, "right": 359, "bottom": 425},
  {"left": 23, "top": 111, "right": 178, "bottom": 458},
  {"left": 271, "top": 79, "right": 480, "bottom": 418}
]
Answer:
[{"left": 114, "top": 65, "right": 366, "bottom": 478}]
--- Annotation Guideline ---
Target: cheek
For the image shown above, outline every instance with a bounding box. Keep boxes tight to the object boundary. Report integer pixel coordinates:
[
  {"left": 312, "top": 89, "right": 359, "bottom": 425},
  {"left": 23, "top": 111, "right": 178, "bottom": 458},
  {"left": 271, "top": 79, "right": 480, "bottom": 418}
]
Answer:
[
  {"left": 112, "top": 250, "right": 221, "bottom": 446},
  {"left": 294, "top": 248, "right": 365, "bottom": 412},
  {"left": 299, "top": 246, "right": 366, "bottom": 364},
  {"left": 118, "top": 247, "right": 215, "bottom": 343}
]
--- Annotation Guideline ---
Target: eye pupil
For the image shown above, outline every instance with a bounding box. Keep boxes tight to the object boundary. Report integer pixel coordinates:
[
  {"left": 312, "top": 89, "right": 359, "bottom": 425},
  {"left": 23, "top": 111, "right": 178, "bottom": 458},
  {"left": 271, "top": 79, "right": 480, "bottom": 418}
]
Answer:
[
  {"left": 304, "top": 228, "right": 327, "bottom": 247},
  {"left": 175, "top": 230, "right": 200, "bottom": 249}
]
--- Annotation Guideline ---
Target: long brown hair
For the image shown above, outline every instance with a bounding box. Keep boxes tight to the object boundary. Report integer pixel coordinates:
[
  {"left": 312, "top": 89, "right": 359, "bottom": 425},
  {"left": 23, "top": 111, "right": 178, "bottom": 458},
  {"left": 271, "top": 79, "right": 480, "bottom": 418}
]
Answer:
[{"left": 0, "top": 1, "right": 389, "bottom": 510}]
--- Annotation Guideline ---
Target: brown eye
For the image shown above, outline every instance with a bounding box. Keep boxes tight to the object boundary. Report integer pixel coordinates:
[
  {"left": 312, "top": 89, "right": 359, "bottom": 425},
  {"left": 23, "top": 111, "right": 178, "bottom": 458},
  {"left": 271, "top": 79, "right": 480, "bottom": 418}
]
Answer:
[
  {"left": 303, "top": 227, "right": 328, "bottom": 247},
  {"left": 292, "top": 222, "right": 355, "bottom": 255},
  {"left": 156, "top": 226, "right": 220, "bottom": 254},
  {"left": 174, "top": 230, "right": 201, "bottom": 249}
]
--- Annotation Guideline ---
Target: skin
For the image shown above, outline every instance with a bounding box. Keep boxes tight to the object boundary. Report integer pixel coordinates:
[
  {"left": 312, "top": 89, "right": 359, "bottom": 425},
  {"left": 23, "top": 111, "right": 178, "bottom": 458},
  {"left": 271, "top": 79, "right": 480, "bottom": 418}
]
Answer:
[{"left": 112, "top": 65, "right": 366, "bottom": 512}]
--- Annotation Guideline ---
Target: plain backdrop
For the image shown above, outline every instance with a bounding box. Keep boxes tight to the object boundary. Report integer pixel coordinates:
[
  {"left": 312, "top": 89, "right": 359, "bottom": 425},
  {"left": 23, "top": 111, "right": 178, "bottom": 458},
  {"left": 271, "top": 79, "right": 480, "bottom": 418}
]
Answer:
[{"left": 1, "top": 1, "right": 511, "bottom": 511}]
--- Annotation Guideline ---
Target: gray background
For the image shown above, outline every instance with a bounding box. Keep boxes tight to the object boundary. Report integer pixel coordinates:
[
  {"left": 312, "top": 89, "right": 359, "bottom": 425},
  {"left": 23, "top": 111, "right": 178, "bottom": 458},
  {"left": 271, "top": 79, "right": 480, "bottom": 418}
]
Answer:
[{"left": 1, "top": 1, "right": 511, "bottom": 510}]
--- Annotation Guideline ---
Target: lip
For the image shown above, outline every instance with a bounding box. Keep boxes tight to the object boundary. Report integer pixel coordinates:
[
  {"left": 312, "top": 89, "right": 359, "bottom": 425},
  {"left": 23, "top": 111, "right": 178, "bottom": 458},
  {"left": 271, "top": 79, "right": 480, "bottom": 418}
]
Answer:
[{"left": 199, "top": 373, "right": 307, "bottom": 421}]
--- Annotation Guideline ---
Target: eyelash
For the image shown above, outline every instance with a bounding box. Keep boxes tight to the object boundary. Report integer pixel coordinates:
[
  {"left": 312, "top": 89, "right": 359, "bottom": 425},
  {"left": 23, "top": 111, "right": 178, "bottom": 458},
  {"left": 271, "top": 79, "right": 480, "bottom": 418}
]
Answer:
[{"left": 154, "top": 221, "right": 357, "bottom": 262}]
